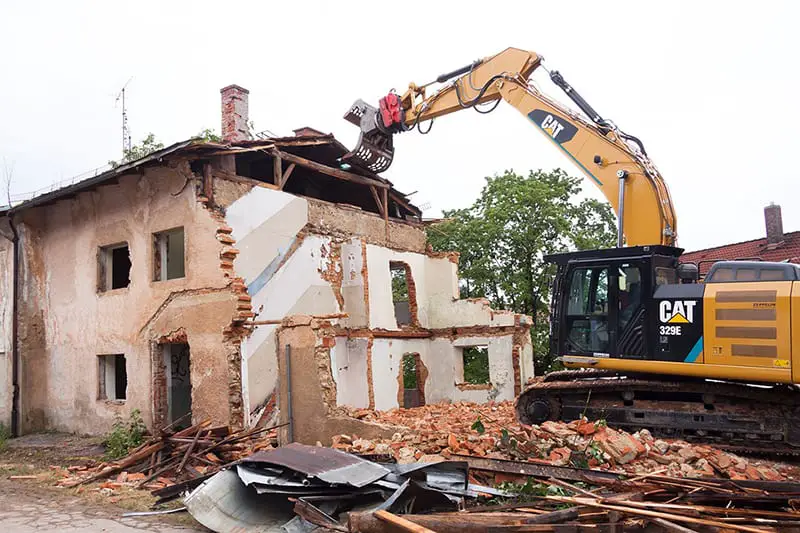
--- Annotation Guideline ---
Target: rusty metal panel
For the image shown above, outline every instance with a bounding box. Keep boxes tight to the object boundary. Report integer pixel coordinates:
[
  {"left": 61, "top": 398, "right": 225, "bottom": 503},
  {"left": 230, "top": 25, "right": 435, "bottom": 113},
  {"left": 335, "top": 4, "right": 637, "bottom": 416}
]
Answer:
[{"left": 243, "top": 442, "right": 389, "bottom": 488}]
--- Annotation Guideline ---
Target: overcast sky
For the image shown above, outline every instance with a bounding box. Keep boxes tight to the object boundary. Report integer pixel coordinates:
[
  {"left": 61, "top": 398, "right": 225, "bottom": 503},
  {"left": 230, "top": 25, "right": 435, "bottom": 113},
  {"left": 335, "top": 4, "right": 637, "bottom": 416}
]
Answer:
[{"left": 1, "top": 1, "right": 798, "bottom": 252}]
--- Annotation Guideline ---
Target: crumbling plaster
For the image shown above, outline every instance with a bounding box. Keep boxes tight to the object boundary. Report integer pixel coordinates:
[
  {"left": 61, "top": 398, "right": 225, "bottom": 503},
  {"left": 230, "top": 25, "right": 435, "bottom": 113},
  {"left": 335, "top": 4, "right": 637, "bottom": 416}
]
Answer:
[
  {"left": 226, "top": 183, "right": 534, "bottom": 424},
  {"left": 15, "top": 163, "right": 240, "bottom": 434}
]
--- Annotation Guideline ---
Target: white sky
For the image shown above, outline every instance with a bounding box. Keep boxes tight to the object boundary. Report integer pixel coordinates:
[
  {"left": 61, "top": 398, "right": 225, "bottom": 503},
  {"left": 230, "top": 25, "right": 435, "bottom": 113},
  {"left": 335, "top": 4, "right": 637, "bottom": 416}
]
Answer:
[{"left": 1, "top": 1, "right": 798, "bottom": 252}]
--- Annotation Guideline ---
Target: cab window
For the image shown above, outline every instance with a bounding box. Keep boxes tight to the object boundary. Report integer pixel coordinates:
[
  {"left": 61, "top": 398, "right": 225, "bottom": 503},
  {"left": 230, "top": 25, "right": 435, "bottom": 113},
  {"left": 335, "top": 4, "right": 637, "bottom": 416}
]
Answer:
[{"left": 565, "top": 267, "right": 609, "bottom": 354}]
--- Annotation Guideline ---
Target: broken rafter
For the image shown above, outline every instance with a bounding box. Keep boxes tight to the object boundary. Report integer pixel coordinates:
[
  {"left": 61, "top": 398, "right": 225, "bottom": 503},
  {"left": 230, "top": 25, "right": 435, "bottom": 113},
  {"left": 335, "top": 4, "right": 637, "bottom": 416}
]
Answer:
[
  {"left": 279, "top": 163, "right": 296, "bottom": 190},
  {"left": 273, "top": 153, "right": 283, "bottom": 187},
  {"left": 369, "top": 185, "right": 384, "bottom": 217},
  {"left": 268, "top": 148, "right": 389, "bottom": 190},
  {"left": 389, "top": 191, "right": 421, "bottom": 218}
]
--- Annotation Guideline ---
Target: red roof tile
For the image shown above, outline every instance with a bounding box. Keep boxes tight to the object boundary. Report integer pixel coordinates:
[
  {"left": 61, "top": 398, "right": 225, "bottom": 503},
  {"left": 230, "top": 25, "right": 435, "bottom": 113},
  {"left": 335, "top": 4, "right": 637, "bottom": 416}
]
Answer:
[{"left": 681, "top": 231, "right": 800, "bottom": 274}]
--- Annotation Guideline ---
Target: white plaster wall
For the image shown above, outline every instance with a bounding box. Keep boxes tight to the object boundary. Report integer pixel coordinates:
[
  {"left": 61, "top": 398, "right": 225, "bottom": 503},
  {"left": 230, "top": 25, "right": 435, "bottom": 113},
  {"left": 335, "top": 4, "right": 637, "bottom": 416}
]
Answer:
[
  {"left": 363, "top": 335, "right": 521, "bottom": 412},
  {"left": 228, "top": 187, "right": 370, "bottom": 416},
  {"left": 330, "top": 336, "right": 370, "bottom": 408},
  {"left": 366, "top": 244, "right": 518, "bottom": 330}
]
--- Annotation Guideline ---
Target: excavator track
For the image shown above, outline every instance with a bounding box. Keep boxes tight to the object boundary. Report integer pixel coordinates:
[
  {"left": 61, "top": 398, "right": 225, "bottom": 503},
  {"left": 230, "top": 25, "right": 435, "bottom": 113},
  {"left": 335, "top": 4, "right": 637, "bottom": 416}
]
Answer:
[{"left": 516, "top": 370, "right": 800, "bottom": 456}]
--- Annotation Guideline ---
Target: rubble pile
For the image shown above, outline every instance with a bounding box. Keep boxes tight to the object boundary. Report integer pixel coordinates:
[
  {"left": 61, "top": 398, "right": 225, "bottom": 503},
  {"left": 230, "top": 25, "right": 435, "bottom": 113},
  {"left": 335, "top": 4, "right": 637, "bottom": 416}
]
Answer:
[
  {"left": 335, "top": 401, "right": 799, "bottom": 481},
  {"left": 56, "top": 419, "right": 278, "bottom": 495},
  {"left": 184, "top": 441, "right": 800, "bottom": 532}
]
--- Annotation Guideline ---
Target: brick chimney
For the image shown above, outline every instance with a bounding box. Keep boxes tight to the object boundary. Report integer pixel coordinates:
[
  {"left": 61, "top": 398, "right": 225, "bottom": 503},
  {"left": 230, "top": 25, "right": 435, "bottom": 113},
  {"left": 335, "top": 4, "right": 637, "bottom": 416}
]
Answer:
[
  {"left": 764, "top": 202, "right": 784, "bottom": 248},
  {"left": 220, "top": 84, "right": 250, "bottom": 143}
]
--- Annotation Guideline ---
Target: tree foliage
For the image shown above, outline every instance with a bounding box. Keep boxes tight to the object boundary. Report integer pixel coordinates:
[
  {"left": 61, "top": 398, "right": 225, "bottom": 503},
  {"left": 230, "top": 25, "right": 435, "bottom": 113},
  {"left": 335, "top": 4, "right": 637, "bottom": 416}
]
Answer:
[
  {"left": 109, "top": 133, "right": 164, "bottom": 168},
  {"left": 426, "top": 169, "right": 616, "bottom": 374},
  {"left": 195, "top": 128, "right": 222, "bottom": 143}
]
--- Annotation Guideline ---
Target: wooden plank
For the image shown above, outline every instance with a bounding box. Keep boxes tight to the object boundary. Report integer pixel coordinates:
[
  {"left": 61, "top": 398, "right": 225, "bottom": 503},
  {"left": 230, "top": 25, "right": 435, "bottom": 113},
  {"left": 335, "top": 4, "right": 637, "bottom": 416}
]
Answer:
[
  {"left": 389, "top": 190, "right": 421, "bottom": 217},
  {"left": 273, "top": 153, "right": 282, "bottom": 187},
  {"left": 370, "top": 185, "right": 384, "bottom": 216},
  {"left": 67, "top": 441, "right": 165, "bottom": 486},
  {"left": 176, "top": 427, "right": 203, "bottom": 474},
  {"left": 375, "top": 510, "right": 437, "bottom": 533},
  {"left": 280, "top": 163, "right": 296, "bottom": 190},
  {"left": 202, "top": 162, "right": 213, "bottom": 204},
  {"left": 270, "top": 148, "right": 389, "bottom": 189},
  {"left": 382, "top": 187, "right": 389, "bottom": 240},
  {"left": 545, "top": 496, "right": 771, "bottom": 533}
]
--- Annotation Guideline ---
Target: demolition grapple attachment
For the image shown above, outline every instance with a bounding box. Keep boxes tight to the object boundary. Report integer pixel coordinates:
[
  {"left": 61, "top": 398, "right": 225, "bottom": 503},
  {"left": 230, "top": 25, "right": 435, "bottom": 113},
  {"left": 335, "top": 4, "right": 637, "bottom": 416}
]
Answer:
[{"left": 342, "top": 93, "right": 406, "bottom": 174}]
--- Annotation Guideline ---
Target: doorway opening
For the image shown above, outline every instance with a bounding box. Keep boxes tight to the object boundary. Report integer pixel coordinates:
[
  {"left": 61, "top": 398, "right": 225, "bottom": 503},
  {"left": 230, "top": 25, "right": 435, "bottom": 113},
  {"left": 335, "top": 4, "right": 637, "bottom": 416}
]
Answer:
[
  {"left": 401, "top": 353, "right": 426, "bottom": 408},
  {"left": 162, "top": 343, "right": 191, "bottom": 428}
]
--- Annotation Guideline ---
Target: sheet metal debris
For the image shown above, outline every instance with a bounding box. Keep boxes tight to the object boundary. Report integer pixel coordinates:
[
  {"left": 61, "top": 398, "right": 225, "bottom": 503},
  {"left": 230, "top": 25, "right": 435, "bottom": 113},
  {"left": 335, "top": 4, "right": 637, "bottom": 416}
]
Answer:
[
  {"left": 244, "top": 442, "right": 390, "bottom": 488},
  {"left": 185, "top": 440, "right": 800, "bottom": 533},
  {"left": 185, "top": 443, "right": 467, "bottom": 532}
]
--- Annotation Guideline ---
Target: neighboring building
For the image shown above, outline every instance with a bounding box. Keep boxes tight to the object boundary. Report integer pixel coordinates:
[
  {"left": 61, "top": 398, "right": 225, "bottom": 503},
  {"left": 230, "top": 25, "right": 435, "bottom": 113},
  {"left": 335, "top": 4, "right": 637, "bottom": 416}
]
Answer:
[
  {"left": 681, "top": 204, "right": 800, "bottom": 275},
  {"left": 0, "top": 85, "right": 533, "bottom": 441}
]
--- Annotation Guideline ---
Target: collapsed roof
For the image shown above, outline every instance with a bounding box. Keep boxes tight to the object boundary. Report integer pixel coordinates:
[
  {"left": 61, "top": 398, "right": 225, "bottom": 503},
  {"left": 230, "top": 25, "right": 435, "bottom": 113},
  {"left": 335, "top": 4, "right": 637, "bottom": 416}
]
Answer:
[{"left": 5, "top": 133, "right": 422, "bottom": 221}]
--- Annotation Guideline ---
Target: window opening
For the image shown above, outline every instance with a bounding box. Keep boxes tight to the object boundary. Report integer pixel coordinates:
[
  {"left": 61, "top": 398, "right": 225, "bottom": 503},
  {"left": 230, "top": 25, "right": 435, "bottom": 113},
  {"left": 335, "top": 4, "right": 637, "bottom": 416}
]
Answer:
[
  {"left": 461, "top": 346, "right": 490, "bottom": 384},
  {"left": 98, "top": 354, "right": 127, "bottom": 401},
  {"left": 153, "top": 228, "right": 185, "bottom": 281},
  {"left": 390, "top": 262, "right": 411, "bottom": 326},
  {"left": 98, "top": 243, "right": 131, "bottom": 291}
]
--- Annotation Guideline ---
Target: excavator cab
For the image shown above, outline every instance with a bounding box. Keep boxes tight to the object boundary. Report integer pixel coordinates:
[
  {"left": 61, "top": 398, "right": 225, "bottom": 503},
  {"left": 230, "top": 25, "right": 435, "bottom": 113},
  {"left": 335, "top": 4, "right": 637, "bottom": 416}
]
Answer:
[{"left": 547, "top": 245, "right": 686, "bottom": 363}]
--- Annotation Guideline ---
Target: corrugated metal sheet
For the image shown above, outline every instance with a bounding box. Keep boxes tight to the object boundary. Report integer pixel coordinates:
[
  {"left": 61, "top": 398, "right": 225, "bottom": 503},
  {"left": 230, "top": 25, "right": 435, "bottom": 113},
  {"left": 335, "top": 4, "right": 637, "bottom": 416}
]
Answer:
[{"left": 243, "top": 442, "right": 389, "bottom": 488}]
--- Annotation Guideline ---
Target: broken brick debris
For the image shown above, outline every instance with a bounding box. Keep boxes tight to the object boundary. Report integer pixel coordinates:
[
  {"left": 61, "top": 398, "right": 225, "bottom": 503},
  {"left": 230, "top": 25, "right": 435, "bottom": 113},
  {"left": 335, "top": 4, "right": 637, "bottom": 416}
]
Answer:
[
  {"left": 181, "top": 441, "right": 800, "bottom": 533},
  {"left": 332, "top": 401, "right": 800, "bottom": 481}
]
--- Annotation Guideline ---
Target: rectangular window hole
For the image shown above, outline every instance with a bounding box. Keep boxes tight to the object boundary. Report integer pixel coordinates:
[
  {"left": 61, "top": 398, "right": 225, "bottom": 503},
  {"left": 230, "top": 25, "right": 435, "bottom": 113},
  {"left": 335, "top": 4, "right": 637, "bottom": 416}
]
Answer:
[
  {"left": 461, "top": 346, "right": 490, "bottom": 385},
  {"left": 390, "top": 261, "right": 411, "bottom": 326},
  {"left": 98, "top": 354, "right": 127, "bottom": 401},
  {"left": 153, "top": 227, "right": 185, "bottom": 281},
  {"left": 634, "top": 412, "right": 645, "bottom": 419},
  {"left": 98, "top": 243, "right": 131, "bottom": 291}
]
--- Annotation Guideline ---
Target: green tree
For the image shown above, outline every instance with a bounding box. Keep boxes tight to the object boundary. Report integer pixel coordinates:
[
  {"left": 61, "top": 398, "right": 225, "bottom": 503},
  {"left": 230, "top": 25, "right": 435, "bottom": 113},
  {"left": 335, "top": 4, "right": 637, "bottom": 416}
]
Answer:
[
  {"left": 109, "top": 133, "right": 164, "bottom": 168},
  {"left": 427, "top": 169, "right": 616, "bottom": 374},
  {"left": 195, "top": 128, "right": 222, "bottom": 142}
]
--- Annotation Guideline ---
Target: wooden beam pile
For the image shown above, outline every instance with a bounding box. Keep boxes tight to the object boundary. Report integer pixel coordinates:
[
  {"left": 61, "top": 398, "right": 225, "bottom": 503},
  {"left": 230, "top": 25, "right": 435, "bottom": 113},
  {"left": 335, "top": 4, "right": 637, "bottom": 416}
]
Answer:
[
  {"left": 61, "top": 418, "right": 280, "bottom": 495},
  {"left": 350, "top": 467, "right": 800, "bottom": 532}
]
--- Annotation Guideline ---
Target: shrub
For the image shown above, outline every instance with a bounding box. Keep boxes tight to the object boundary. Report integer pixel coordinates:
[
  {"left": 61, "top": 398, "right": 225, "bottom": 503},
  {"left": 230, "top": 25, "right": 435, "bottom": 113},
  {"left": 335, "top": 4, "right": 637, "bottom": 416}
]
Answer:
[{"left": 104, "top": 409, "right": 146, "bottom": 460}]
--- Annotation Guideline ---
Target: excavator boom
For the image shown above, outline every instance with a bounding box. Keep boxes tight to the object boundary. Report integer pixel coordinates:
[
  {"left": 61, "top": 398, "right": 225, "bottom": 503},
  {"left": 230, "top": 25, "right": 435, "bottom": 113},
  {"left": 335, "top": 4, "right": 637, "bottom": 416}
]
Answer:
[
  {"left": 343, "top": 47, "right": 800, "bottom": 454},
  {"left": 343, "top": 47, "right": 677, "bottom": 248}
]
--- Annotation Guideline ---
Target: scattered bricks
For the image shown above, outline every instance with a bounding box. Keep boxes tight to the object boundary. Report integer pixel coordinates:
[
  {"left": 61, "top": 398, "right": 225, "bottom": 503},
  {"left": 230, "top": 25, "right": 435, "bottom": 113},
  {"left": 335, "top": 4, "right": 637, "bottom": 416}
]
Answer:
[
  {"left": 677, "top": 446, "right": 698, "bottom": 462},
  {"left": 652, "top": 440, "right": 670, "bottom": 455},
  {"left": 115, "top": 472, "right": 128, "bottom": 483},
  {"left": 595, "top": 428, "right": 640, "bottom": 465},
  {"left": 127, "top": 473, "right": 146, "bottom": 482},
  {"left": 397, "top": 447, "right": 416, "bottom": 464},
  {"left": 574, "top": 419, "right": 597, "bottom": 436},
  {"left": 745, "top": 465, "right": 763, "bottom": 480},
  {"left": 756, "top": 465, "right": 783, "bottom": 481},
  {"left": 548, "top": 447, "right": 571, "bottom": 466},
  {"left": 447, "top": 434, "right": 459, "bottom": 451},
  {"left": 541, "top": 421, "right": 576, "bottom": 440},
  {"left": 217, "top": 225, "right": 233, "bottom": 234}
]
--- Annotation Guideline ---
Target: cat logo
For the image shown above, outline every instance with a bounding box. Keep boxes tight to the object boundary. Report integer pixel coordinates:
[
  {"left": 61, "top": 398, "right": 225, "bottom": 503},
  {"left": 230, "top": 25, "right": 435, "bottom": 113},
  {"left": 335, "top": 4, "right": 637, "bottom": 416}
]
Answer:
[
  {"left": 659, "top": 300, "right": 697, "bottom": 324},
  {"left": 540, "top": 114, "right": 565, "bottom": 139},
  {"left": 527, "top": 109, "right": 578, "bottom": 144}
]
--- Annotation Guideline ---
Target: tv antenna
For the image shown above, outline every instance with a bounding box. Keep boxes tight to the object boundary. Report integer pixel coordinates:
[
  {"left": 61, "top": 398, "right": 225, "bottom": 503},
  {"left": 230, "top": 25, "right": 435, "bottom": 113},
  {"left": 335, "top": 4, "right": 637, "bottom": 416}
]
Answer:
[{"left": 114, "top": 78, "right": 133, "bottom": 155}]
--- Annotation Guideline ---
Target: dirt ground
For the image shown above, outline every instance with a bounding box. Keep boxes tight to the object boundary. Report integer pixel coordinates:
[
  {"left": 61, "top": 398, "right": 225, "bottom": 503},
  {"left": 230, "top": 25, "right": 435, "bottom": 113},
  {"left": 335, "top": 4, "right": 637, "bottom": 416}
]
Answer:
[{"left": 0, "top": 433, "right": 208, "bottom": 532}]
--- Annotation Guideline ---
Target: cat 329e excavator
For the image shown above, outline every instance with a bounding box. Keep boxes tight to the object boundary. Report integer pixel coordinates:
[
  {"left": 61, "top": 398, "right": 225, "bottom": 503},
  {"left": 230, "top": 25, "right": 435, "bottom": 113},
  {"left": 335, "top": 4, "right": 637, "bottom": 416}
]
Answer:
[{"left": 342, "top": 48, "right": 800, "bottom": 453}]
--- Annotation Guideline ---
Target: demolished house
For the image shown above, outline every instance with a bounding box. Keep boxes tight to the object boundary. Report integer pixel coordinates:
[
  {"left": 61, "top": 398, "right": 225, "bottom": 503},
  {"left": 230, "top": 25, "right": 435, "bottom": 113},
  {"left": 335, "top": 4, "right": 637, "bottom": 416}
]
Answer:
[{"left": 0, "top": 85, "right": 533, "bottom": 441}]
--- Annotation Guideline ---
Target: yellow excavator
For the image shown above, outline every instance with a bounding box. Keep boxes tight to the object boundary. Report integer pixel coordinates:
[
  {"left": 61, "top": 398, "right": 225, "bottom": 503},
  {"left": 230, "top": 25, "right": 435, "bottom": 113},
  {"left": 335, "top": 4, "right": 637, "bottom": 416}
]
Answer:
[{"left": 343, "top": 48, "right": 800, "bottom": 453}]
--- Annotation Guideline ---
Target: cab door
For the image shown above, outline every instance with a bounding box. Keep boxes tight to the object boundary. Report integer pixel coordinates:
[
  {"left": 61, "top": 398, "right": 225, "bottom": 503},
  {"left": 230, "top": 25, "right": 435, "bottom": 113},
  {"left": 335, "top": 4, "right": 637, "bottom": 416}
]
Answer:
[
  {"left": 560, "top": 261, "right": 649, "bottom": 359},
  {"left": 561, "top": 265, "right": 611, "bottom": 356}
]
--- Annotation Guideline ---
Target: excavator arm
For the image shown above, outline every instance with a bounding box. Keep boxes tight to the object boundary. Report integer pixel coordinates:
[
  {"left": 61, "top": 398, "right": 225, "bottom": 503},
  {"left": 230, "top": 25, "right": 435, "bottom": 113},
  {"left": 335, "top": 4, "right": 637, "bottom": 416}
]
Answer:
[{"left": 343, "top": 47, "right": 677, "bottom": 247}]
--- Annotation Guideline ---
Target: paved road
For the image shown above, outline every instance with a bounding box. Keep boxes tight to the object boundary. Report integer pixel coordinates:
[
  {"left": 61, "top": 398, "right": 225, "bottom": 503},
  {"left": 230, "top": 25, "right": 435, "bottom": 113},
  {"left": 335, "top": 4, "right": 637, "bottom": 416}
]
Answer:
[{"left": 0, "top": 495, "right": 205, "bottom": 532}]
